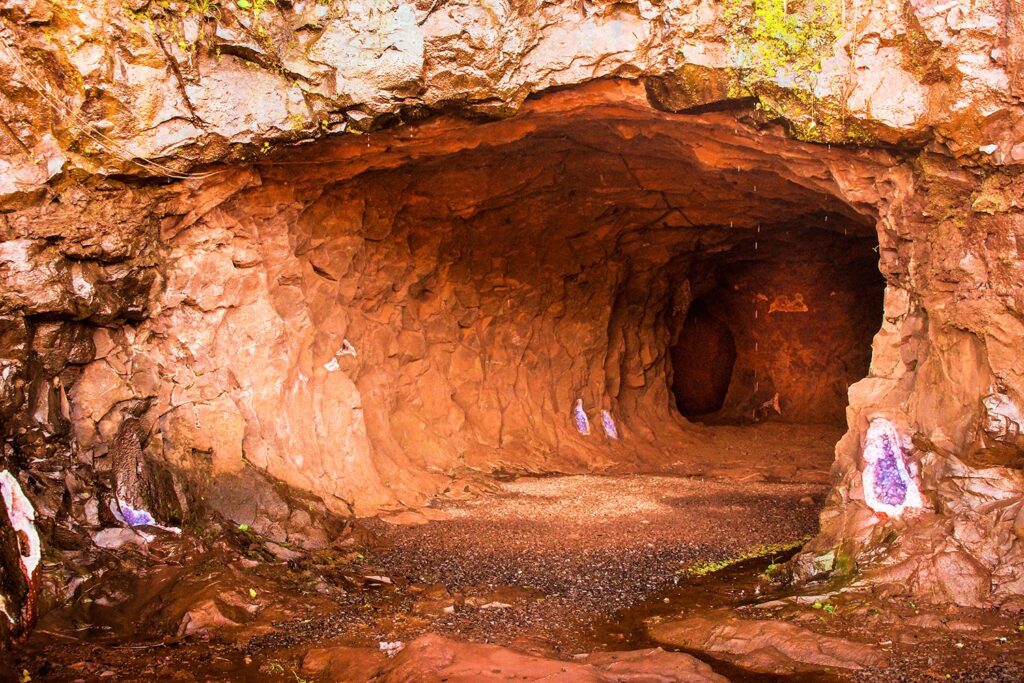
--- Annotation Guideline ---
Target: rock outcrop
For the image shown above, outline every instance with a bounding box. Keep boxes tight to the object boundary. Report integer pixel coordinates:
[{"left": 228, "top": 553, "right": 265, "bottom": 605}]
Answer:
[
  {"left": 1, "top": 0, "right": 1024, "bottom": 645},
  {"left": 305, "top": 633, "right": 729, "bottom": 682},
  {"left": 648, "top": 611, "right": 888, "bottom": 674}
]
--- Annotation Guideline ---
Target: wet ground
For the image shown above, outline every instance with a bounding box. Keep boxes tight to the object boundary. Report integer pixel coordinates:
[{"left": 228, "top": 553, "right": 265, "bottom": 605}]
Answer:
[
  {"left": 4, "top": 472, "right": 1024, "bottom": 681},
  {"left": 338, "top": 475, "right": 827, "bottom": 653}
]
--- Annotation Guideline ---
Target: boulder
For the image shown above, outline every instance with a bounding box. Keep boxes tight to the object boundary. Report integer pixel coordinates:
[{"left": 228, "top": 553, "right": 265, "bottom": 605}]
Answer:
[
  {"left": 648, "top": 611, "right": 888, "bottom": 675},
  {"left": 376, "top": 633, "right": 728, "bottom": 682}
]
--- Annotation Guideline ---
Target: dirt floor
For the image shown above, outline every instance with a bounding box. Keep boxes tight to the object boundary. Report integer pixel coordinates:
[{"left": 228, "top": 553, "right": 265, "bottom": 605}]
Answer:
[
  {"left": 352, "top": 475, "right": 829, "bottom": 652},
  {"left": 4, "top": 428, "right": 1024, "bottom": 681}
]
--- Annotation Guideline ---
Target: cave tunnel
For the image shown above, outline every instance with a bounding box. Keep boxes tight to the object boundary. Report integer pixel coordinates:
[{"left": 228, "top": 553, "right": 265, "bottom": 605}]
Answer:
[
  {"left": 77, "top": 92, "right": 893, "bottom": 518},
  {"left": 668, "top": 223, "right": 884, "bottom": 426},
  {"left": 672, "top": 299, "right": 737, "bottom": 418}
]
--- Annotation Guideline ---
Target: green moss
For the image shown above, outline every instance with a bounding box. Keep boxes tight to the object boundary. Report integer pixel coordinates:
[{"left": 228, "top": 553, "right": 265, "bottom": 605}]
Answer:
[
  {"left": 831, "top": 547, "right": 857, "bottom": 578},
  {"left": 724, "top": 0, "right": 844, "bottom": 91},
  {"left": 710, "top": 1, "right": 905, "bottom": 145},
  {"left": 746, "top": 79, "right": 882, "bottom": 145},
  {"left": 972, "top": 192, "right": 1009, "bottom": 215},
  {"left": 676, "top": 535, "right": 811, "bottom": 578}
]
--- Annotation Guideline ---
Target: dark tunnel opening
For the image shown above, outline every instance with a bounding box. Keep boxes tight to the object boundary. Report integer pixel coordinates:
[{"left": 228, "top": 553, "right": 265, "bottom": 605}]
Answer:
[{"left": 671, "top": 300, "right": 737, "bottom": 417}]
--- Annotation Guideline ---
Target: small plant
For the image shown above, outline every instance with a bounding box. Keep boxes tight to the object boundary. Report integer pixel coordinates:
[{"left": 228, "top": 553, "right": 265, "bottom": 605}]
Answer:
[
  {"left": 237, "top": 0, "right": 275, "bottom": 17},
  {"left": 812, "top": 600, "right": 836, "bottom": 614},
  {"left": 238, "top": 523, "right": 259, "bottom": 539},
  {"left": 188, "top": 0, "right": 220, "bottom": 15}
]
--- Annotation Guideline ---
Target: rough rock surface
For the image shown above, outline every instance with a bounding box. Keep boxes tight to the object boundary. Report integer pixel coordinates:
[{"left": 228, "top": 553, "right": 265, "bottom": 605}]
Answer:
[
  {"left": 0, "top": 0, "right": 1023, "bottom": 647},
  {"left": 648, "top": 610, "right": 888, "bottom": 674},
  {"left": 370, "top": 633, "right": 728, "bottom": 682},
  {"left": 0, "top": 0, "right": 1018, "bottom": 189},
  {"left": 58, "top": 83, "right": 891, "bottom": 520}
]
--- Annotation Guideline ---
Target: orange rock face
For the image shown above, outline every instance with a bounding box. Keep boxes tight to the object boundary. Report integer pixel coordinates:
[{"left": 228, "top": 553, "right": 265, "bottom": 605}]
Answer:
[
  {"left": 55, "top": 84, "right": 897, "bottom": 519},
  {"left": 2, "top": 0, "right": 1024, "bottom": 641}
]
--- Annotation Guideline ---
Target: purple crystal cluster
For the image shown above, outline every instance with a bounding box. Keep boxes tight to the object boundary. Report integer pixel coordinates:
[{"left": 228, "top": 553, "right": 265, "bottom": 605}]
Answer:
[
  {"left": 573, "top": 399, "right": 591, "bottom": 435},
  {"left": 120, "top": 504, "right": 157, "bottom": 527},
  {"left": 862, "top": 417, "right": 922, "bottom": 517},
  {"left": 601, "top": 410, "right": 618, "bottom": 439},
  {"left": 872, "top": 434, "right": 908, "bottom": 507}
]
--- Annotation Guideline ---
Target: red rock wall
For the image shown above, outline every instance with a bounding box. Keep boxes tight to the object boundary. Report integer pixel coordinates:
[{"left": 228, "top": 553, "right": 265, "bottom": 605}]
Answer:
[
  {"left": 800, "top": 157, "right": 1024, "bottom": 610},
  {"left": 54, "top": 84, "right": 900, "bottom": 520},
  {"left": 683, "top": 230, "right": 884, "bottom": 425}
]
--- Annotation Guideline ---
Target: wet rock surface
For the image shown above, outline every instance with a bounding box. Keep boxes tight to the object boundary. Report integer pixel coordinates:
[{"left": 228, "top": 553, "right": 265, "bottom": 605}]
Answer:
[
  {"left": 648, "top": 612, "right": 888, "bottom": 674},
  {"left": 4, "top": 471, "right": 1024, "bottom": 681},
  {"left": 1, "top": 0, "right": 1024, "bottom": 670},
  {"left": 372, "top": 634, "right": 729, "bottom": 682}
]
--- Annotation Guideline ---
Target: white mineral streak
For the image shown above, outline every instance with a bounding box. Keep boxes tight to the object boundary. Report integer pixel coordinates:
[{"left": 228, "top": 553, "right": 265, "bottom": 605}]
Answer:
[{"left": 0, "top": 470, "right": 41, "bottom": 596}]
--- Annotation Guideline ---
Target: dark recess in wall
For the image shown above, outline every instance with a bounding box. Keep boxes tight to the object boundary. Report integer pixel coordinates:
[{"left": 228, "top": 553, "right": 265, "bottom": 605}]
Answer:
[{"left": 672, "top": 300, "right": 737, "bottom": 417}]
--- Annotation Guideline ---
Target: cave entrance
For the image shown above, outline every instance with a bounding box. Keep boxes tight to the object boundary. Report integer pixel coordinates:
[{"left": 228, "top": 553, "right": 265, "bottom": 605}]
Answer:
[
  {"left": 129, "top": 81, "right": 900, "bottom": 515},
  {"left": 11, "top": 85, "right": 914, "bottom": 676}
]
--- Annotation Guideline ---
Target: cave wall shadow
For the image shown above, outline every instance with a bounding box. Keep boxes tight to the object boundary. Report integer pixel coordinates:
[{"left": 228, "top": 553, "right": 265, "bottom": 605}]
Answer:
[{"left": 671, "top": 300, "right": 737, "bottom": 417}]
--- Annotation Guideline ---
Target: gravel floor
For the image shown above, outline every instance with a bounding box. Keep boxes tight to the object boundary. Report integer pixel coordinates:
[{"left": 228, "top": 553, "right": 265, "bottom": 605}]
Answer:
[
  {"left": 355, "top": 475, "right": 828, "bottom": 652},
  {"left": 9, "top": 473, "right": 1024, "bottom": 682}
]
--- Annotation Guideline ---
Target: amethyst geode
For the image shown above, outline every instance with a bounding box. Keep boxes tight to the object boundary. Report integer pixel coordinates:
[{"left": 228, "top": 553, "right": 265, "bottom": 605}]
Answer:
[
  {"left": 872, "top": 435, "right": 909, "bottom": 506},
  {"left": 573, "top": 399, "right": 591, "bottom": 435},
  {"left": 862, "top": 417, "right": 922, "bottom": 517}
]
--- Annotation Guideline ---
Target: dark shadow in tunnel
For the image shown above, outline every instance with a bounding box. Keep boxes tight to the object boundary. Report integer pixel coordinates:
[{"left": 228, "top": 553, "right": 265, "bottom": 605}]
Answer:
[{"left": 671, "top": 300, "right": 737, "bottom": 418}]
